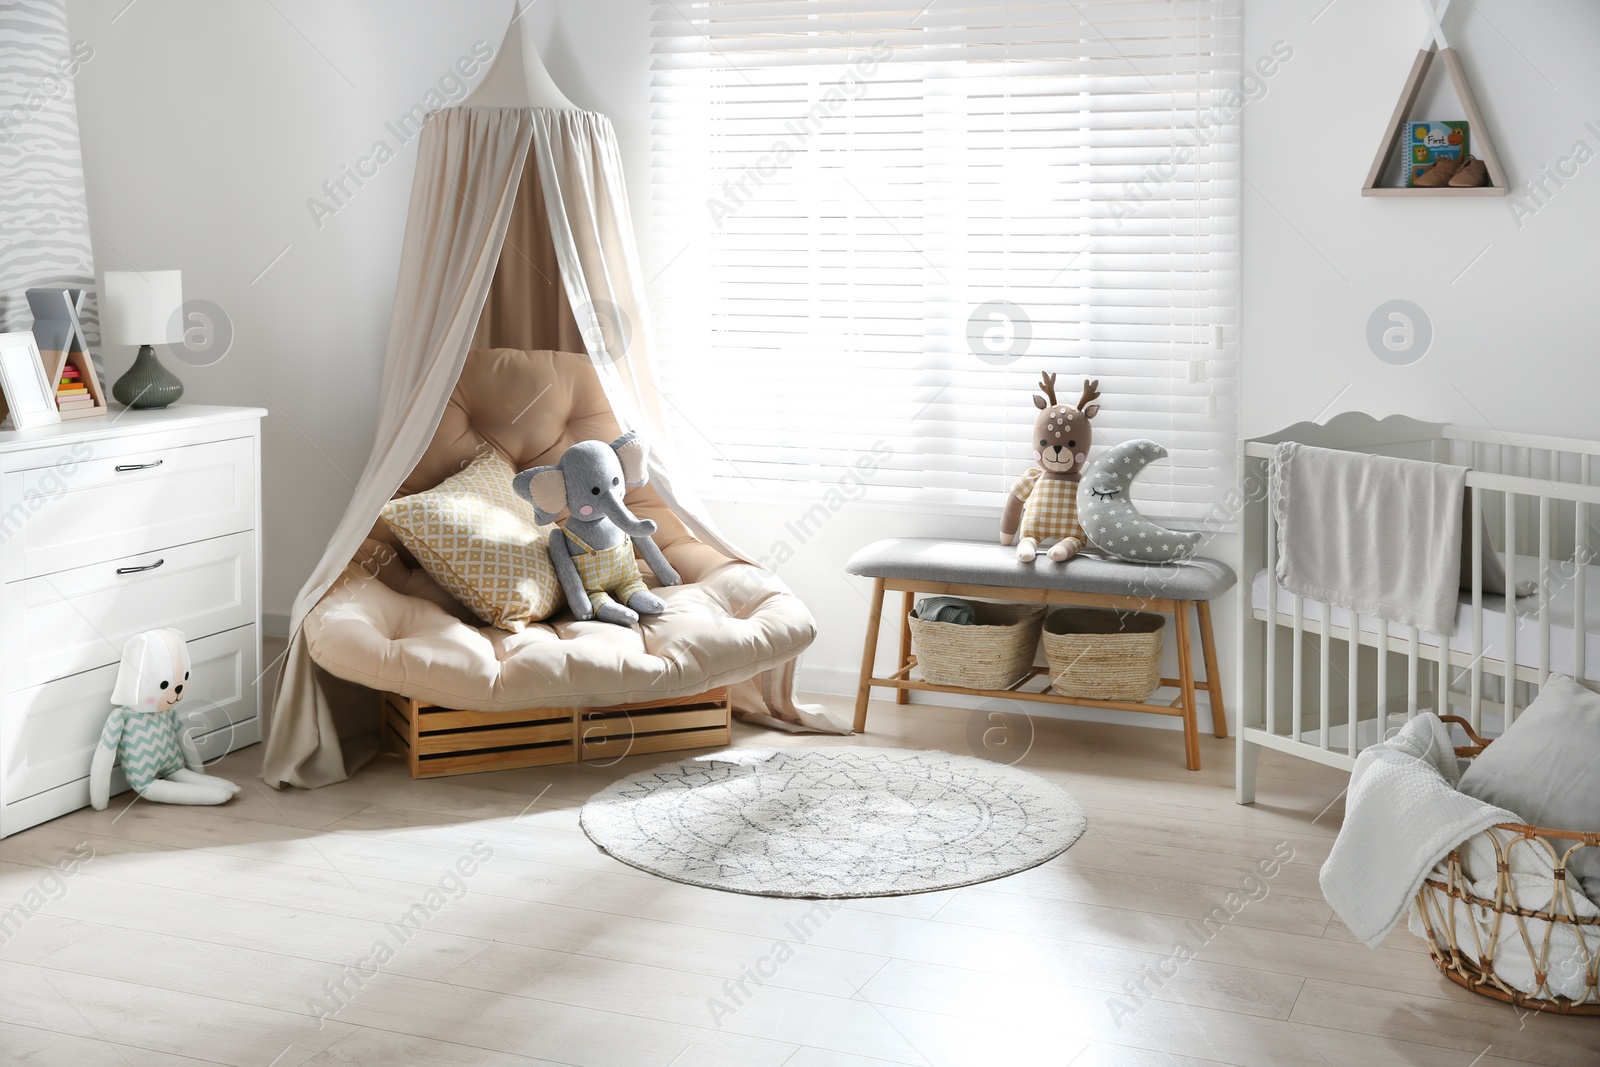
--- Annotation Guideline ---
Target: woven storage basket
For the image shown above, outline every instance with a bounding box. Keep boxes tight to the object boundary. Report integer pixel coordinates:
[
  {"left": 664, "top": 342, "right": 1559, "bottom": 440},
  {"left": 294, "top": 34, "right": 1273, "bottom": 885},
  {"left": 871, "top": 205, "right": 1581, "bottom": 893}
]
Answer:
[
  {"left": 1042, "top": 608, "right": 1163, "bottom": 701},
  {"left": 1410, "top": 716, "right": 1600, "bottom": 1014},
  {"left": 908, "top": 601, "right": 1044, "bottom": 690}
]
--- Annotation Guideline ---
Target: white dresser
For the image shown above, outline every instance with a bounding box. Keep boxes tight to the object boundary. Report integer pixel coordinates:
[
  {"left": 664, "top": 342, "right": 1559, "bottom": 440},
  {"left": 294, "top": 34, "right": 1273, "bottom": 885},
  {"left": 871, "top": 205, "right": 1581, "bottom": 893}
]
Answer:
[{"left": 0, "top": 405, "right": 265, "bottom": 837}]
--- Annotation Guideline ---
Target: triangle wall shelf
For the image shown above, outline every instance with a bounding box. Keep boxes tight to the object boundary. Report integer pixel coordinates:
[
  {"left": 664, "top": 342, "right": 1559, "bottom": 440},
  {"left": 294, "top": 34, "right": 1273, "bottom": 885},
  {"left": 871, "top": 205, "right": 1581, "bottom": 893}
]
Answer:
[{"left": 1363, "top": 45, "right": 1508, "bottom": 197}]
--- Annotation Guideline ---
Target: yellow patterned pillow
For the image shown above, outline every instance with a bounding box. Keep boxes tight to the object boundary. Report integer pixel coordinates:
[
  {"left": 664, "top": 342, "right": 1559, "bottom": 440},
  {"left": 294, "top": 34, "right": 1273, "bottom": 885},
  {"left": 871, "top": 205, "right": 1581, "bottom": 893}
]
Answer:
[{"left": 380, "top": 450, "right": 563, "bottom": 630}]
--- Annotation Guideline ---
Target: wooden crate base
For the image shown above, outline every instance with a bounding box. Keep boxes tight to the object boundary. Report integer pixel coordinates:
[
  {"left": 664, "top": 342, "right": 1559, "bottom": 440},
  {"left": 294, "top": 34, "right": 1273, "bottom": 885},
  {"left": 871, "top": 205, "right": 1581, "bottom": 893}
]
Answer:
[
  {"left": 580, "top": 689, "right": 731, "bottom": 763},
  {"left": 383, "top": 687, "right": 731, "bottom": 779},
  {"left": 384, "top": 693, "right": 576, "bottom": 778}
]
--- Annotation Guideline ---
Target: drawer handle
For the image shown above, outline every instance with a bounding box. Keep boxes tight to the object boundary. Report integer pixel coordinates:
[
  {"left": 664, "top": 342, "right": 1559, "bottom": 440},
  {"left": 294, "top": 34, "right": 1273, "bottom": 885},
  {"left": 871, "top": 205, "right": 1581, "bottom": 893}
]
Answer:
[
  {"left": 116, "top": 559, "right": 165, "bottom": 575},
  {"left": 114, "top": 460, "right": 164, "bottom": 472}
]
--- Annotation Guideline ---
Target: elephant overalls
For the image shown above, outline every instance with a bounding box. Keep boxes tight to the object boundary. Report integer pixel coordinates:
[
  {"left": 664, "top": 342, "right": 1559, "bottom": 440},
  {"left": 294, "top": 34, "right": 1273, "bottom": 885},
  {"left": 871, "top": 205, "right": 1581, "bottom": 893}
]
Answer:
[{"left": 562, "top": 528, "right": 651, "bottom": 614}]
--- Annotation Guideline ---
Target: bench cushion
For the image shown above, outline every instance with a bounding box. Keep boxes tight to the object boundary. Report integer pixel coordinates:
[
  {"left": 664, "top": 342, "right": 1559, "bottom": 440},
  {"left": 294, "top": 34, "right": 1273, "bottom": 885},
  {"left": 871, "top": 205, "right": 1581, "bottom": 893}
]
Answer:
[{"left": 845, "top": 538, "right": 1235, "bottom": 602}]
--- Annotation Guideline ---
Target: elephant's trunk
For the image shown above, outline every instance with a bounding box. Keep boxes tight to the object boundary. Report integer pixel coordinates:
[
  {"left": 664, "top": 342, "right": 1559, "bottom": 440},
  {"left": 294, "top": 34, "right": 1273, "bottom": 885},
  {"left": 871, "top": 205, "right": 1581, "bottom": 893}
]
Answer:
[{"left": 606, "top": 498, "right": 658, "bottom": 538}]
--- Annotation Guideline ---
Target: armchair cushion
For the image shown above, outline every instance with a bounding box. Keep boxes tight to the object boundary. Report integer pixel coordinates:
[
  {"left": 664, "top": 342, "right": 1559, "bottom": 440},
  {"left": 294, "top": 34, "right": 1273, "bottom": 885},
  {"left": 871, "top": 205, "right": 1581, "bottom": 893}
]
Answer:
[
  {"left": 304, "top": 350, "right": 818, "bottom": 713},
  {"left": 304, "top": 555, "right": 814, "bottom": 711}
]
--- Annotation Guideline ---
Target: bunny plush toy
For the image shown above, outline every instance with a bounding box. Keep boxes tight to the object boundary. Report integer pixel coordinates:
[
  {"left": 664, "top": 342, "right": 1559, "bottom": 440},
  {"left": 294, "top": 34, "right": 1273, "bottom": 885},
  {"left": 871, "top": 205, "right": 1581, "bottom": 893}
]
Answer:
[
  {"left": 90, "top": 628, "right": 241, "bottom": 810},
  {"left": 513, "top": 431, "right": 682, "bottom": 626}
]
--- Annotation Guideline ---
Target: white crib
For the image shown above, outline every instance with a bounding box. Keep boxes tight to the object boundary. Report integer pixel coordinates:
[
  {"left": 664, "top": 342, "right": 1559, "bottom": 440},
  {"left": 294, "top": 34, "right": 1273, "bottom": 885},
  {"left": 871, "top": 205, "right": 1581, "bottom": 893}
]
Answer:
[{"left": 1236, "top": 413, "right": 1600, "bottom": 804}]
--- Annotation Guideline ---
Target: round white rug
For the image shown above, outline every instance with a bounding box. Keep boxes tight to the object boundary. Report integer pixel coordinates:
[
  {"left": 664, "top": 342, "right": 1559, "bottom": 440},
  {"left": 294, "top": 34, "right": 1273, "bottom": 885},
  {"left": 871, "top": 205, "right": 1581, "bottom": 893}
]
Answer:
[{"left": 579, "top": 747, "right": 1088, "bottom": 897}]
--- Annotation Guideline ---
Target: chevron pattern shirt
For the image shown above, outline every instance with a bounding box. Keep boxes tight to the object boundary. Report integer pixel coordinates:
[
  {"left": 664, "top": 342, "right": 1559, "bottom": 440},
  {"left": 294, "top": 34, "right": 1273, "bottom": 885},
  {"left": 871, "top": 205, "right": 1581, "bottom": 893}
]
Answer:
[{"left": 98, "top": 706, "right": 187, "bottom": 791}]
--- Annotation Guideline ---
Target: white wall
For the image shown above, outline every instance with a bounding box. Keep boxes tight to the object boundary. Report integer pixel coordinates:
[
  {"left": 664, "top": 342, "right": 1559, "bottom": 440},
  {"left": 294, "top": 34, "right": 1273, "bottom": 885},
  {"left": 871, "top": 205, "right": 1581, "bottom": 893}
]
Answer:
[
  {"left": 1240, "top": 0, "right": 1600, "bottom": 439},
  {"left": 69, "top": 0, "right": 512, "bottom": 627},
  {"left": 67, "top": 0, "right": 1599, "bottom": 737}
]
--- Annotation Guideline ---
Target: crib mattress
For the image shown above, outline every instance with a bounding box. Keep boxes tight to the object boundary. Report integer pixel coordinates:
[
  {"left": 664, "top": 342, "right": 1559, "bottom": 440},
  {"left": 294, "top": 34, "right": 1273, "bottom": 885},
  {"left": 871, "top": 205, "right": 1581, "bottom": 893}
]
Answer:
[{"left": 1250, "top": 555, "right": 1600, "bottom": 684}]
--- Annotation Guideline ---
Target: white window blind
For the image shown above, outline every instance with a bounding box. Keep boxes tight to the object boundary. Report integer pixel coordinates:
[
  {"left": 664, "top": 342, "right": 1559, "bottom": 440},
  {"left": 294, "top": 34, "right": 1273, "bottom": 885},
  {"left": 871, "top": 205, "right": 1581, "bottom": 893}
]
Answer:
[{"left": 650, "top": 0, "right": 1242, "bottom": 520}]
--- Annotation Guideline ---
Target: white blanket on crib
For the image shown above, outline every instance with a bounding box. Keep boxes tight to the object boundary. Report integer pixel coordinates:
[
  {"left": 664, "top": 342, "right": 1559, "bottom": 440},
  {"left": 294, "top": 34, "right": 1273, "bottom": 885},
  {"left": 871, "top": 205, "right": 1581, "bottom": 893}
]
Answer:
[
  {"left": 1320, "top": 713, "right": 1519, "bottom": 947},
  {"left": 1272, "top": 442, "right": 1466, "bottom": 636}
]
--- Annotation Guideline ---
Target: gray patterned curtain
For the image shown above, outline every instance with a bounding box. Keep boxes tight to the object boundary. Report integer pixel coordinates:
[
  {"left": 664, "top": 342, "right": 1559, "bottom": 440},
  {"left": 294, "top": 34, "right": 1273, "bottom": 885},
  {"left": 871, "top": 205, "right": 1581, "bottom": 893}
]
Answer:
[{"left": 0, "top": 0, "right": 99, "bottom": 375}]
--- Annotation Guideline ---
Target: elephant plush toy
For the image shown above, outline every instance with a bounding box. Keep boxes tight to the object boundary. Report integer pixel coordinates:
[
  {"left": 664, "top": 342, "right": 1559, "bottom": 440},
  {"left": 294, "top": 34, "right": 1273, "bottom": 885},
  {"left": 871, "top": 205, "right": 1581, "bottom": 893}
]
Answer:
[
  {"left": 513, "top": 431, "right": 682, "bottom": 626},
  {"left": 90, "top": 628, "right": 241, "bottom": 810}
]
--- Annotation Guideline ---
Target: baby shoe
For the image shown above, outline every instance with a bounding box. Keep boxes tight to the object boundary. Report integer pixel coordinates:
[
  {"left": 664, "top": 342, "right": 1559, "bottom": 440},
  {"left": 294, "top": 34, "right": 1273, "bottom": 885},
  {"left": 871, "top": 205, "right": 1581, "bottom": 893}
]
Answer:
[
  {"left": 1448, "top": 155, "right": 1488, "bottom": 187},
  {"left": 1413, "top": 155, "right": 1464, "bottom": 187}
]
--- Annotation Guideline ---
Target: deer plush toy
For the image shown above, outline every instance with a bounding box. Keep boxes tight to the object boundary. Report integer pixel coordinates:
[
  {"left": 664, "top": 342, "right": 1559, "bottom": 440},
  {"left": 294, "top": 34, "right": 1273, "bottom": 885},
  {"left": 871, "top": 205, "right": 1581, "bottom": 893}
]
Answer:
[
  {"left": 1000, "top": 373, "right": 1102, "bottom": 563},
  {"left": 90, "top": 628, "right": 241, "bottom": 810}
]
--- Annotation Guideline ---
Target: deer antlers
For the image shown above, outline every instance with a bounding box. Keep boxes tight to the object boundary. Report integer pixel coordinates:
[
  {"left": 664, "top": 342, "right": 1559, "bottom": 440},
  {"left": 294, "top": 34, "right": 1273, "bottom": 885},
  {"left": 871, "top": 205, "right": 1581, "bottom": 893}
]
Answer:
[
  {"left": 1077, "top": 379, "right": 1101, "bottom": 412},
  {"left": 1034, "top": 372, "right": 1102, "bottom": 415},
  {"left": 1037, "top": 372, "right": 1058, "bottom": 407}
]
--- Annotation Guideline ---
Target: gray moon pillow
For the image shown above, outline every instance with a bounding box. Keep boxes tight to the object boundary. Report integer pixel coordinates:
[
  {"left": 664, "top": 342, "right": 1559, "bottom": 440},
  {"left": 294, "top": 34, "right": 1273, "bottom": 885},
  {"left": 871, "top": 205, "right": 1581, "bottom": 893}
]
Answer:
[
  {"left": 1456, "top": 674, "right": 1600, "bottom": 903},
  {"left": 1078, "top": 439, "right": 1202, "bottom": 564}
]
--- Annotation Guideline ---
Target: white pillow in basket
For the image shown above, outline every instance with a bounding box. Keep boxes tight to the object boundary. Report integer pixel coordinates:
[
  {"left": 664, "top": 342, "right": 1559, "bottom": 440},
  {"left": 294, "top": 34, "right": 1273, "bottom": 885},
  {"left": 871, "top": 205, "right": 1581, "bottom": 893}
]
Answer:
[
  {"left": 380, "top": 450, "right": 563, "bottom": 631},
  {"left": 1456, "top": 675, "right": 1600, "bottom": 903}
]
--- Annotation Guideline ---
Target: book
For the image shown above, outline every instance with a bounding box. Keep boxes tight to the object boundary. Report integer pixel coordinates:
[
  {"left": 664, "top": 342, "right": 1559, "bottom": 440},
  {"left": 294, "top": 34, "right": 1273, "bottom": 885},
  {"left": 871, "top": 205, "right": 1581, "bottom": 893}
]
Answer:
[{"left": 1403, "top": 120, "right": 1469, "bottom": 186}]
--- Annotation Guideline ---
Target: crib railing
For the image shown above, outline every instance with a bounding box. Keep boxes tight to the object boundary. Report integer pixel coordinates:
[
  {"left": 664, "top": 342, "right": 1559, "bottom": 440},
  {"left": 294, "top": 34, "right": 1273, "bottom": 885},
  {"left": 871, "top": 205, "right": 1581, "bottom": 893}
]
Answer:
[{"left": 1237, "top": 424, "right": 1600, "bottom": 803}]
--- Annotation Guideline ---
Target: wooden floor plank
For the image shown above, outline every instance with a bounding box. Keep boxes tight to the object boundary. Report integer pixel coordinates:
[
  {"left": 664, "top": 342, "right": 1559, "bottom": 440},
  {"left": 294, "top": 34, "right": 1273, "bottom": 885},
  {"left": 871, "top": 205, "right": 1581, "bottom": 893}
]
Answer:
[{"left": 0, "top": 690, "right": 1582, "bottom": 1066}]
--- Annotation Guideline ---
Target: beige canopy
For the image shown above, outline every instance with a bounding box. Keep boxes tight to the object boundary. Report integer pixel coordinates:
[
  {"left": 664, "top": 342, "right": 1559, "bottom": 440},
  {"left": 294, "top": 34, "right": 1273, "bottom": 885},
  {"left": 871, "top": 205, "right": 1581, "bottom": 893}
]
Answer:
[{"left": 260, "top": 105, "right": 846, "bottom": 790}]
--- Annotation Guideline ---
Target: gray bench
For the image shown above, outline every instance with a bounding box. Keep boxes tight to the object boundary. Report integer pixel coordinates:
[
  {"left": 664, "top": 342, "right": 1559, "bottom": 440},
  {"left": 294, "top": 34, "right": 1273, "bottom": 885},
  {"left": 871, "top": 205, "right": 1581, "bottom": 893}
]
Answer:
[{"left": 845, "top": 538, "right": 1237, "bottom": 770}]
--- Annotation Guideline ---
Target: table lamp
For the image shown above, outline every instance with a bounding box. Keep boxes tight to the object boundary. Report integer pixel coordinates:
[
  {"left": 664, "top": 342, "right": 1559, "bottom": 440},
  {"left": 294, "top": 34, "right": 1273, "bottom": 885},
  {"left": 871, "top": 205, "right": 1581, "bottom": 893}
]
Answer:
[{"left": 103, "top": 270, "right": 185, "bottom": 409}]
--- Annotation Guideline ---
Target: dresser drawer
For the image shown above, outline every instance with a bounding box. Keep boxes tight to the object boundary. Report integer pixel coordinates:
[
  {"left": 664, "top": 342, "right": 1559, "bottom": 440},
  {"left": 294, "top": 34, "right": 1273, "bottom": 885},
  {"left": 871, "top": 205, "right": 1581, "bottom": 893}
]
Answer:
[
  {"left": 1, "top": 435, "right": 255, "bottom": 581},
  {"left": 2, "top": 532, "right": 256, "bottom": 692},
  {"left": 0, "top": 625, "right": 257, "bottom": 808}
]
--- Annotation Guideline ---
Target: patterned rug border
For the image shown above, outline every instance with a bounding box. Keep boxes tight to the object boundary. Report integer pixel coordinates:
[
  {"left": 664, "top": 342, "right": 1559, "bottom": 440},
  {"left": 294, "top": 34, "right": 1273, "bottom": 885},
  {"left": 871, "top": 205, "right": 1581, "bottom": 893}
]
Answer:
[{"left": 579, "top": 746, "right": 1089, "bottom": 899}]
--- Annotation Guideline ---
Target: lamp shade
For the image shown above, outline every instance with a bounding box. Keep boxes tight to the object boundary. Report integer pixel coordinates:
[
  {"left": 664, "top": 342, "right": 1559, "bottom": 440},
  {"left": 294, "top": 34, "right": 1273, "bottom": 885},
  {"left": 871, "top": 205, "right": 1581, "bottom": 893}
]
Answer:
[{"left": 102, "top": 270, "right": 183, "bottom": 346}]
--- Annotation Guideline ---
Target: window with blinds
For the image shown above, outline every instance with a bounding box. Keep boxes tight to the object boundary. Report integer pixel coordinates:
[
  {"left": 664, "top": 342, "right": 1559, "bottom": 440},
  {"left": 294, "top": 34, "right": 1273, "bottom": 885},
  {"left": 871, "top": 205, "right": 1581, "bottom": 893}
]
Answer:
[{"left": 649, "top": 0, "right": 1243, "bottom": 520}]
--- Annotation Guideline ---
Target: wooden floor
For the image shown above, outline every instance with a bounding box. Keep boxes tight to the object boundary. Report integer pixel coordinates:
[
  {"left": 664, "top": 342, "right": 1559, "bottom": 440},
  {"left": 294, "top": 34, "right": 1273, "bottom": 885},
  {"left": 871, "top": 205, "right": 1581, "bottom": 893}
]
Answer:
[{"left": 2, "top": 678, "right": 1596, "bottom": 1066}]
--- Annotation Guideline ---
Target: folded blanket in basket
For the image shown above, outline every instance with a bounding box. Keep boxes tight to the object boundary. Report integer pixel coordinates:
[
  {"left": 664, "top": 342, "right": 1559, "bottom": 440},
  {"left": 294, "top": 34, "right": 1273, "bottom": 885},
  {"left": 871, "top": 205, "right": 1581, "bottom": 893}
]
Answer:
[
  {"left": 913, "top": 596, "right": 976, "bottom": 625},
  {"left": 1406, "top": 825, "right": 1600, "bottom": 1001},
  {"left": 1320, "top": 713, "right": 1518, "bottom": 947},
  {"left": 1272, "top": 442, "right": 1465, "bottom": 636}
]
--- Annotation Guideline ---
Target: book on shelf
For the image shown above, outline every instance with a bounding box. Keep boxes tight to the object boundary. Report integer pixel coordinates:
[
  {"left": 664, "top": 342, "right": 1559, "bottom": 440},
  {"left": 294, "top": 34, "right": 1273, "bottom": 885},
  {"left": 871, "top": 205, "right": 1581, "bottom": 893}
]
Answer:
[{"left": 1403, "top": 120, "right": 1469, "bottom": 186}]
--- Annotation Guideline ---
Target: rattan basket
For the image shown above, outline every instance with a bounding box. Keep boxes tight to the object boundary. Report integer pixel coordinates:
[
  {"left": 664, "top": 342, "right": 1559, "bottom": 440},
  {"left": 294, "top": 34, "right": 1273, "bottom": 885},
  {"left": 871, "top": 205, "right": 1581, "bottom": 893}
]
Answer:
[
  {"left": 1042, "top": 608, "right": 1164, "bottom": 701},
  {"left": 908, "top": 601, "right": 1044, "bottom": 690},
  {"left": 1410, "top": 716, "right": 1600, "bottom": 1014}
]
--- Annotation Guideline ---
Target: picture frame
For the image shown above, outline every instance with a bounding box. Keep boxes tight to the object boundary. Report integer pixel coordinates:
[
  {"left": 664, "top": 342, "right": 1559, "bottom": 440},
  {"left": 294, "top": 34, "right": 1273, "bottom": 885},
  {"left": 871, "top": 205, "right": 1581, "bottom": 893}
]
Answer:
[{"left": 0, "top": 331, "right": 63, "bottom": 430}]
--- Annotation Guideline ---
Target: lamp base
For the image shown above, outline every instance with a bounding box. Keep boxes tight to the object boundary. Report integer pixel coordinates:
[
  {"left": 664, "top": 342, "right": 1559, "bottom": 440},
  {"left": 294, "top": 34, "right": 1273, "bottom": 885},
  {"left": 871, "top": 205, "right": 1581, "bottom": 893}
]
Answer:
[{"left": 113, "top": 344, "right": 184, "bottom": 409}]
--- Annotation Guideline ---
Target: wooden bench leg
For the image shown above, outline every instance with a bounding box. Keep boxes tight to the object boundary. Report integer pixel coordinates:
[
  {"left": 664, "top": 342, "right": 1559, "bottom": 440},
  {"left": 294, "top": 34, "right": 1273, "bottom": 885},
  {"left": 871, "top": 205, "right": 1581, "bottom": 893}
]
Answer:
[
  {"left": 854, "top": 578, "right": 887, "bottom": 733},
  {"left": 1174, "top": 599, "right": 1201, "bottom": 770},
  {"left": 896, "top": 590, "right": 914, "bottom": 705},
  {"left": 1197, "top": 600, "right": 1227, "bottom": 739}
]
